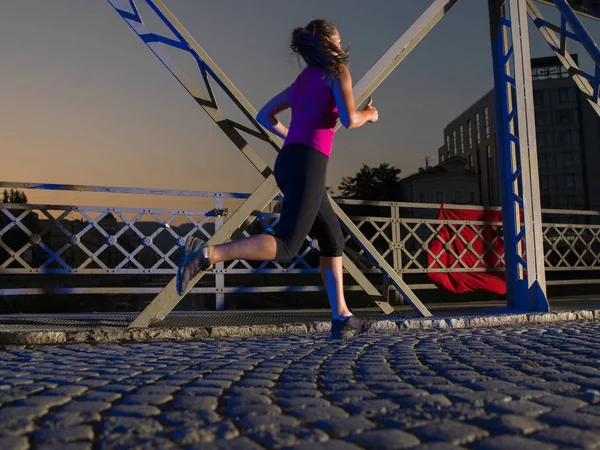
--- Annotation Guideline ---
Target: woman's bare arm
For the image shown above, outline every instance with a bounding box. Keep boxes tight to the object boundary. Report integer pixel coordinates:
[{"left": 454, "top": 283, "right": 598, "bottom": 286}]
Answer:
[
  {"left": 256, "top": 87, "right": 291, "bottom": 140},
  {"left": 333, "top": 65, "right": 378, "bottom": 129}
]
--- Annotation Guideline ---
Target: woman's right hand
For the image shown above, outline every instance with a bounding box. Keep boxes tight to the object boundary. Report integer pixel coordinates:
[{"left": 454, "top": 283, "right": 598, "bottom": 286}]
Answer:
[{"left": 362, "top": 98, "right": 379, "bottom": 123}]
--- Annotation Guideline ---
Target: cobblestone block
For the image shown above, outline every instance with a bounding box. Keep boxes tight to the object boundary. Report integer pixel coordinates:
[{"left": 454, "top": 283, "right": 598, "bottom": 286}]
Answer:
[
  {"left": 469, "top": 414, "right": 548, "bottom": 435},
  {"left": 108, "top": 405, "right": 161, "bottom": 417},
  {"left": 120, "top": 394, "right": 172, "bottom": 405},
  {"left": 172, "top": 396, "right": 218, "bottom": 411},
  {"left": 37, "top": 443, "right": 92, "bottom": 450},
  {"left": 0, "top": 418, "right": 35, "bottom": 436},
  {"left": 328, "top": 390, "right": 377, "bottom": 402},
  {"left": 532, "top": 426, "right": 600, "bottom": 448},
  {"left": 227, "top": 404, "right": 282, "bottom": 418},
  {"left": 343, "top": 399, "right": 402, "bottom": 416},
  {"left": 349, "top": 429, "right": 420, "bottom": 449},
  {"left": 99, "top": 435, "right": 177, "bottom": 450},
  {"left": 40, "top": 386, "right": 88, "bottom": 397},
  {"left": 449, "top": 391, "right": 512, "bottom": 406},
  {"left": 486, "top": 400, "right": 552, "bottom": 417},
  {"left": 471, "top": 435, "right": 557, "bottom": 450},
  {"left": 278, "top": 397, "right": 331, "bottom": 409},
  {"left": 185, "top": 436, "right": 264, "bottom": 449},
  {"left": 16, "top": 395, "right": 71, "bottom": 408},
  {"left": 60, "top": 401, "right": 111, "bottom": 413},
  {"left": 227, "top": 395, "right": 272, "bottom": 407},
  {"left": 172, "top": 420, "right": 239, "bottom": 445},
  {"left": 0, "top": 406, "right": 48, "bottom": 421},
  {"left": 314, "top": 416, "right": 376, "bottom": 437},
  {"left": 237, "top": 414, "right": 299, "bottom": 433},
  {"left": 0, "top": 436, "right": 29, "bottom": 450},
  {"left": 410, "top": 420, "right": 489, "bottom": 445},
  {"left": 288, "top": 406, "right": 349, "bottom": 421},
  {"left": 33, "top": 425, "right": 94, "bottom": 443},
  {"left": 250, "top": 426, "right": 328, "bottom": 449},
  {"left": 41, "top": 411, "right": 101, "bottom": 428},
  {"left": 541, "top": 408, "right": 600, "bottom": 429},
  {"left": 533, "top": 394, "right": 588, "bottom": 409}
]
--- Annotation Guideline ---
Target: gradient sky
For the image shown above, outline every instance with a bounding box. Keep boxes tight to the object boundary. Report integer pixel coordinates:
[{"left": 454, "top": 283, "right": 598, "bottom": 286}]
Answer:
[{"left": 1, "top": 0, "right": 599, "bottom": 208}]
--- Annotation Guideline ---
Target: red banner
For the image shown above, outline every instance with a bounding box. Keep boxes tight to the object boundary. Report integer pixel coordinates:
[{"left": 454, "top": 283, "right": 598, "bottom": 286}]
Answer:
[{"left": 427, "top": 206, "right": 506, "bottom": 295}]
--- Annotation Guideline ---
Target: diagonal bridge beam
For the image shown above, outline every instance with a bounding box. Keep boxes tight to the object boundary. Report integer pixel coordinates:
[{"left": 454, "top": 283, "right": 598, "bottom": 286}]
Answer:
[{"left": 105, "top": 0, "right": 458, "bottom": 327}]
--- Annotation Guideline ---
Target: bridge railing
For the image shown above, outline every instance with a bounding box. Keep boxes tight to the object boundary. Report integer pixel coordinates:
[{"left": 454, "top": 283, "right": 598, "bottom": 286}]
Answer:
[{"left": 1, "top": 182, "right": 599, "bottom": 307}]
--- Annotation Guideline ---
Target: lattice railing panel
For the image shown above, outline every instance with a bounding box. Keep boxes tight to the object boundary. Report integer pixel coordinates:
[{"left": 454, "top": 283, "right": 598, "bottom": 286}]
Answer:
[
  {"left": 2, "top": 201, "right": 599, "bottom": 277},
  {"left": 0, "top": 205, "right": 217, "bottom": 274},
  {"left": 543, "top": 223, "right": 600, "bottom": 270}
]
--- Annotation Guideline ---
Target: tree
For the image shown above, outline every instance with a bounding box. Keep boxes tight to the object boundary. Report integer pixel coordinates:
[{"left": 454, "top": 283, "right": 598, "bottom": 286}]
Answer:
[
  {"left": 1, "top": 189, "right": 27, "bottom": 204},
  {"left": 338, "top": 163, "right": 401, "bottom": 201}
]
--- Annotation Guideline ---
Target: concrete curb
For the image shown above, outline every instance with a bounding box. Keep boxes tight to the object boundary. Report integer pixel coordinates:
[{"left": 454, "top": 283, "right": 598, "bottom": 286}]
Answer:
[{"left": 0, "top": 308, "right": 598, "bottom": 345}]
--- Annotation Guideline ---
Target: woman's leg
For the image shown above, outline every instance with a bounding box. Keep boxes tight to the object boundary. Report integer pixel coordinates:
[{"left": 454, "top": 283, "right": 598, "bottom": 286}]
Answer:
[
  {"left": 309, "top": 191, "right": 351, "bottom": 319},
  {"left": 320, "top": 256, "right": 351, "bottom": 319},
  {"left": 311, "top": 192, "right": 370, "bottom": 337},
  {"left": 208, "top": 234, "right": 277, "bottom": 264}
]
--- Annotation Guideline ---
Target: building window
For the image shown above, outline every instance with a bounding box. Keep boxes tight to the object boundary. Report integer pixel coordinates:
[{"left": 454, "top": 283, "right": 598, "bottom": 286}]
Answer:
[
  {"left": 539, "top": 154, "right": 547, "bottom": 168},
  {"left": 561, "top": 130, "right": 572, "bottom": 145},
  {"left": 467, "top": 120, "right": 473, "bottom": 149},
  {"left": 568, "top": 196, "right": 577, "bottom": 208},
  {"left": 534, "top": 90, "right": 544, "bottom": 105},
  {"left": 441, "top": 155, "right": 445, "bottom": 162},
  {"left": 486, "top": 145, "right": 491, "bottom": 159},
  {"left": 559, "top": 195, "right": 568, "bottom": 208},
  {"left": 546, "top": 132, "right": 555, "bottom": 147},
  {"left": 419, "top": 193, "right": 426, "bottom": 203},
  {"left": 454, "top": 190, "right": 462, "bottom": 204},
  {"left": 548, "top": 154, "right": 556, "bottom": 169},
  {"left": 559, "top": 109, "right": 570, "bottom": 124},
  {"left": 559, "top": 88, "right": 569, "bottom": 103},
  {"left": 540, "top": 175, "right": 549, "bottom": 190},
  {"left": 536, "top": 111, "right": 551, "bottom": 127},
  {"left": 537, "top": 132, "right": 546, "bottom": 147},
  {"left": 435, "top": 191, "right": 444, "bottom": 203},
  {"left": 452, "top": 130, "right": 457, "bottom": 155},
  {"left": 469, "top": 154, "right": 474, "bottom": 170},
  {"left": 470, "top": 191, "right": 476, "bottom": 204},
  {"left": 564, "top": 152, "right": 574, "bottom": 167},
  {"left": 446, "top": 135, "right": 451, "bottom": 155},
  {"left": 571, "top": 130, "right": 580, "bottom": 146},
  {"left": 484, "top": 106, "right": 490, "bottom": 138},
  {"left": 566, "top": 174, "right": 575, "bottom": 189},
  {"left": 476, "top": 113, "right": 481, "bottom": 143},
  {"left": 460, "top": 125, "right": 465, "bottom": 153},
  {"left": 535, "top": 113, "right": 545, "bottom": 127}
]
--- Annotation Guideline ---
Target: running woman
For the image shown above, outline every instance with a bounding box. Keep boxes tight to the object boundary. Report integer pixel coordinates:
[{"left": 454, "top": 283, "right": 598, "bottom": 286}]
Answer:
[{"left": 177, "top": 19, "right": 379, "bottom": 338}]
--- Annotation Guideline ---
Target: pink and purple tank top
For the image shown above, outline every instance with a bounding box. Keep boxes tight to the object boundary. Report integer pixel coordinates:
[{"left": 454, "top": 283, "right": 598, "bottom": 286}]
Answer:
[{"left": 283, "top": 67, "right": 339, "bottom": 158}]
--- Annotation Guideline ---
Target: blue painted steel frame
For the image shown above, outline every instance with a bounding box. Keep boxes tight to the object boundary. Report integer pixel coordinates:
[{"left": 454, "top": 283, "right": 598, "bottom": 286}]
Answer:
[
  {"left": 490, "top": 1, "right": 527, "bottom": 309},
  {"left": 489, "top": 0, "right": 550, "bottom": 311}
]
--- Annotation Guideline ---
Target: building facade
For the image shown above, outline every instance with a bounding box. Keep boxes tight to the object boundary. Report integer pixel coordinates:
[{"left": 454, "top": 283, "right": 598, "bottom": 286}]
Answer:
[
  {"left": 399, "top": 156, "right": 480, "bottom": 206},
  {"left": 437, "top": 56, "right": 600, "bottom": 210}
]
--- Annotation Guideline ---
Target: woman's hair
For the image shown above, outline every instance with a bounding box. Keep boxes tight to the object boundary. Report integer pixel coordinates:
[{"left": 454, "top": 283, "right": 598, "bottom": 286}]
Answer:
[{"left": 291, "top": 19, "right": 349, "bottom": 77}]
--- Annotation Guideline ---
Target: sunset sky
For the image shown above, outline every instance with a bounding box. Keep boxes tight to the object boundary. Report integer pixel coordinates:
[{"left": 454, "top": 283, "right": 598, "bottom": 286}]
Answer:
[{"left": 1, "top": 0, "right": 599, "bottom": 209}]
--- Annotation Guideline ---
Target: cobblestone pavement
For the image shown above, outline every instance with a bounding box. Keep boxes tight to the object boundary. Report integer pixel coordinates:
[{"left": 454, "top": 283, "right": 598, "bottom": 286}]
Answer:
[{"left": 1, "top": 321, "right": 600, "bottom": 449}]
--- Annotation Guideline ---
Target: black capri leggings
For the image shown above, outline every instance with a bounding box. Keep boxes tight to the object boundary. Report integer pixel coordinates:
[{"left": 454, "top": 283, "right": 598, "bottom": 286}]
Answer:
[{"left": 272, "top": 143, "right": 345, "bottom": 262}]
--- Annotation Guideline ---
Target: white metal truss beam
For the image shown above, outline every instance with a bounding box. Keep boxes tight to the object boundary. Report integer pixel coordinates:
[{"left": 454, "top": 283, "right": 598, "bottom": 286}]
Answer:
[
  {"left": 527, "top": 0, "right": 600, "bottom": 116},
  {"left": 509, "top": 0, "right": 548, "bottom": 308}
]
